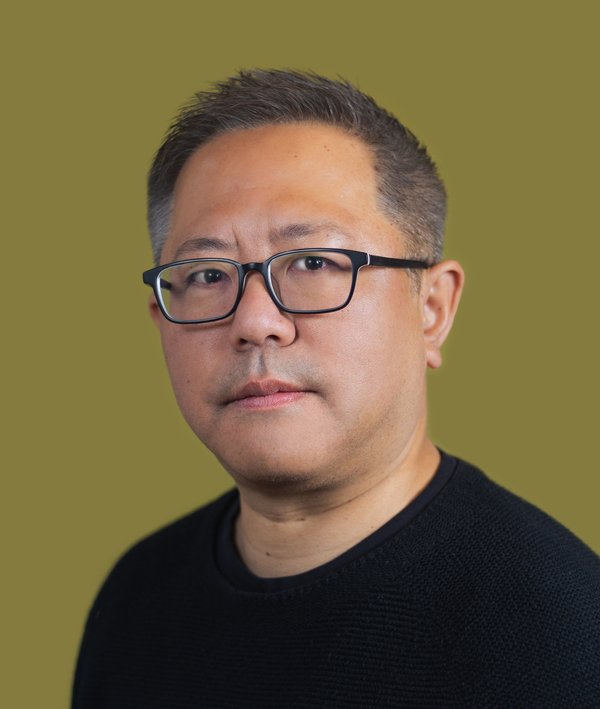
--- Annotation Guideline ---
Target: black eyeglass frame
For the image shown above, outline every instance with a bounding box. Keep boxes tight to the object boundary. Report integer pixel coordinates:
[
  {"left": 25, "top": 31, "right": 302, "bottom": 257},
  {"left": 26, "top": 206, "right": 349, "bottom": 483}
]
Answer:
[{"left": 142, "top": 247, "right": 432, "bottom": 324}]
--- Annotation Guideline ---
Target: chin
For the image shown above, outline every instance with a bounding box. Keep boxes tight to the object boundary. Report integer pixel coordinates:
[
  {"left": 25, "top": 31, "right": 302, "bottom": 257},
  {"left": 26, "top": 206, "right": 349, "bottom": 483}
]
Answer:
[{"left": 212, "top": 446, "right": 339, "bottom": 494}]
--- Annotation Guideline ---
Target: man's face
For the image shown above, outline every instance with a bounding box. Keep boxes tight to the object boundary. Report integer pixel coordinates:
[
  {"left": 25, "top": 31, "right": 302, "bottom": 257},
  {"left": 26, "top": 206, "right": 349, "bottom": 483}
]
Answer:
[{"left": 152, "top": 123, "right": 430, "bottom": 492}]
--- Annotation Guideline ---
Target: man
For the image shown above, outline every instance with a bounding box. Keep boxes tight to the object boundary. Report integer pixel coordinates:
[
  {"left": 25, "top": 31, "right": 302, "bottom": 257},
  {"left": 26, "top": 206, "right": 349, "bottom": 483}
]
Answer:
[{"left": 73, "top": 70, "right": 600, "bottom": 708}]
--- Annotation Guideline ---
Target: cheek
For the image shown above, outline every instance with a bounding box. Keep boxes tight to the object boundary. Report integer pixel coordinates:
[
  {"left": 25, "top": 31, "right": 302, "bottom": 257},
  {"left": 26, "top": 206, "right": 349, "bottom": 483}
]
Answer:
[
  {"left": 159, "top": 326, "right": 215, "bottom": 416},
  {"left": 305, "top": 288, "right": 425, "bottom": 407}
]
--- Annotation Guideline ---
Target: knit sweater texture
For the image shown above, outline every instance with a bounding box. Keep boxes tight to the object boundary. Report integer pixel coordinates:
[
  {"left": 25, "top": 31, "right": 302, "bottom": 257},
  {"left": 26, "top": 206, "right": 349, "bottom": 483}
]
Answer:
[{"left": 72, "top": 453, "right": 600, "bottom": 708}]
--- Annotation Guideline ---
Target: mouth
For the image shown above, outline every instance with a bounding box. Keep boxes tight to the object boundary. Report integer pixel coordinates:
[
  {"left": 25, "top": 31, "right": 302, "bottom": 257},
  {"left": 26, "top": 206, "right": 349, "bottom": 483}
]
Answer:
[{"left": 225, "top": 379, "right": 311, "bottom": 410}]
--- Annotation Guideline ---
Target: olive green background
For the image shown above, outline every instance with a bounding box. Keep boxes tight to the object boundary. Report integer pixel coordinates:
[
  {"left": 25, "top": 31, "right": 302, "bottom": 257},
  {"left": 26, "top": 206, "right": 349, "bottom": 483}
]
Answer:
[{"left": 3, "top": 1, "right": 599, "bottom": 706}]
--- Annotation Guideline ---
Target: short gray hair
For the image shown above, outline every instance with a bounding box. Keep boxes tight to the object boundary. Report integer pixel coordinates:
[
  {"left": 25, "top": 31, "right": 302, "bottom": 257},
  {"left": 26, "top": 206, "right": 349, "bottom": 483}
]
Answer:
[{"left": 147, "top": 69, "right": 446, "bottom": 265}]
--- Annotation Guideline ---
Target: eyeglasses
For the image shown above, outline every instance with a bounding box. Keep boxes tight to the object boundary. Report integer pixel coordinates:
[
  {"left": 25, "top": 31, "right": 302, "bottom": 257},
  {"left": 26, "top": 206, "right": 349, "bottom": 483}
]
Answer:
[{"left": 142, "top": 247, "right": 431, "bottom": 324}]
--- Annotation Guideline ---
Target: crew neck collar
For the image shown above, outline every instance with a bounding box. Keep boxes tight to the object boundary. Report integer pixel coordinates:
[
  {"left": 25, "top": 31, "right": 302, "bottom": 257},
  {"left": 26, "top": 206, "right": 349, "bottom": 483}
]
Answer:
[{"left": 215, "top": 450, "right": 457, "bottom": 593}]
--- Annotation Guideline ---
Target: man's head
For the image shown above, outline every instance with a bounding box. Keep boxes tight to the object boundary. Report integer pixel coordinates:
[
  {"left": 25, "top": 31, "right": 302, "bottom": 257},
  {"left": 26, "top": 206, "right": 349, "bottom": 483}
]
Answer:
[
  {"left": 145, "top": 70, "right": 463, "bottom": 495},
  {"left": 148, "top": 69, "right": 446, "bottom": 267}
]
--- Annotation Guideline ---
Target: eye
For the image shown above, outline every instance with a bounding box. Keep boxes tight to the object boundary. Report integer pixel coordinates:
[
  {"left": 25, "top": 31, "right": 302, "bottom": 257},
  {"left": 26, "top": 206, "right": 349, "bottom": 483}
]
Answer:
[
  {"left": 186, "top": 268, "right": 231, "bottom": 286},
  {"left": 291, "top": 255, "right": 328, "bottom": 271}
]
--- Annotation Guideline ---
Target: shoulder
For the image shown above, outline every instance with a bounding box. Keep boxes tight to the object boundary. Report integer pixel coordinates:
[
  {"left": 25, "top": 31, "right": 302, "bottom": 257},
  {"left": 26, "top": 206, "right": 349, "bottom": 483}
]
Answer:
[
  {"left": 426, "top": 456, "right": 600, "bottom": 703},
  {"left": 432, "top": 456, "right": 600, "bottom": 600},
  {"left": 402, "top": 453, "right": 600, "bottom": 616},
  {"left": 444, "top": 456, "right": 599, "bottom": 571},
  {"left": 91, "top": 489, "right": 237, "bottom": 612},
  {"left": 72, "top": 490, "right": 237, "bottom": 707}
]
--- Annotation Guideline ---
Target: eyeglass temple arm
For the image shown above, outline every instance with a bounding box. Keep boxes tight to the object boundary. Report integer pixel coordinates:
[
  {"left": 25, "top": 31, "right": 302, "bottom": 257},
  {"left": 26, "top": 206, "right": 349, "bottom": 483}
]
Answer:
[{"left": 368, "top": 255, "right": 432, "bottom": 269}]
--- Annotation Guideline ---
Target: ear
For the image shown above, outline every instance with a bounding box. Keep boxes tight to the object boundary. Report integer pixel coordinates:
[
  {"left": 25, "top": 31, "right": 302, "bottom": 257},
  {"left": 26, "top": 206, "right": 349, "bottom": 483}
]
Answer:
[
  {"left": 421, "top": 260, "right": 465, "bottom": 369},
  {"left": 148, "top": 293, "right": 162, "bottom": 328}
]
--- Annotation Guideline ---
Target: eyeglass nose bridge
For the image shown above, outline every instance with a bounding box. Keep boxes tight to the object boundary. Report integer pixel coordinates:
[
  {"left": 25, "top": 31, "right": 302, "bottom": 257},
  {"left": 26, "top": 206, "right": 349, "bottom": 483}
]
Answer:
[{"left": 234, "top": 260, "right": 283, "bottom": 312}]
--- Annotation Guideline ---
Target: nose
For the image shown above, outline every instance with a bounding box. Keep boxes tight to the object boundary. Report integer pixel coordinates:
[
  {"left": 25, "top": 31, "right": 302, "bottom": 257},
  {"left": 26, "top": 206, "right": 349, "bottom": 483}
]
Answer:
[{"left": 228, "top": 271, "right": 297, "bottom": 349}]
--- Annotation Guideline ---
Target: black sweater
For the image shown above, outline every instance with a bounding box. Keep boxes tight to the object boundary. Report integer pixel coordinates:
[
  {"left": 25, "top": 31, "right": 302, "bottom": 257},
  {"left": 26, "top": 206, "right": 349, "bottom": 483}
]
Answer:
[{"left": 72, "top": 453, "right": 600, "bottom": 708}]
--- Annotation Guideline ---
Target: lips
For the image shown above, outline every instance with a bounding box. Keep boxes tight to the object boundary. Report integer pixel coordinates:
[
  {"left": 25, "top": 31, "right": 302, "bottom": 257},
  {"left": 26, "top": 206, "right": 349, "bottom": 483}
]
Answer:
[
  {"left": 228, "top": 379, "right": 304, "bottom": 402},
  {"left": 225, "top": 379, "right": 308, "bottom": 407}
]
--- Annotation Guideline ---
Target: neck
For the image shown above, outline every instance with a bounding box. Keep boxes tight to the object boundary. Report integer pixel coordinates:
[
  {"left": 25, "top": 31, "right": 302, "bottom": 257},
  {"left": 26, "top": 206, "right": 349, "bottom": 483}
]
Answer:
[{"left": 233, "top": 432, "right": 440, "bottom": 578}]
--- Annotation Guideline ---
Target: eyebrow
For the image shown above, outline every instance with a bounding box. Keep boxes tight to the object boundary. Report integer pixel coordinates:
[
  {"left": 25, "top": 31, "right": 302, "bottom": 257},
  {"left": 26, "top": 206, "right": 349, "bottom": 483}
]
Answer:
[
  {"left": 172, "top": 221, "right": 345, "bottom": 261},
  {"left": 173, "top": 236, "right": 234, "bottom": 260},
  {"left": 268, "top": 221, "right": 342, "bottom": 243}
]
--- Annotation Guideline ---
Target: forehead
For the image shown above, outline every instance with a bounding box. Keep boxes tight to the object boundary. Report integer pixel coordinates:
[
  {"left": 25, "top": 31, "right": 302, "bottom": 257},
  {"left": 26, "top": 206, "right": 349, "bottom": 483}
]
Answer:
[{"left": 165, "top": 123, "right": 402, "bottom": 260}]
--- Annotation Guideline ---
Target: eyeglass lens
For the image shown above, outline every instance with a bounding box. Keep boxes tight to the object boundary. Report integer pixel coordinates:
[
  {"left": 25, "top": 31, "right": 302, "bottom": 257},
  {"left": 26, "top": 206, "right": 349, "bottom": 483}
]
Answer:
[{"left": 158, "top": 251, "right": 354, "bottom": 322}]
